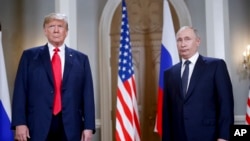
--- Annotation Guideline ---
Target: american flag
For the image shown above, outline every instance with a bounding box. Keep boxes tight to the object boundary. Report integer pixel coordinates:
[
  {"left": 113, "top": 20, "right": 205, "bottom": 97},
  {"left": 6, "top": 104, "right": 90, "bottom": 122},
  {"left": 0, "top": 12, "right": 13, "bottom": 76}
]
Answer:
[
  {"left": 115, "top": 0, "right": 141, "bottom": 141},
  {"left": 246, "top": 88, "right": 250, "bottom": 124},
  {"left": 154, "top": 0, "right": 179, "bottom": 136}
]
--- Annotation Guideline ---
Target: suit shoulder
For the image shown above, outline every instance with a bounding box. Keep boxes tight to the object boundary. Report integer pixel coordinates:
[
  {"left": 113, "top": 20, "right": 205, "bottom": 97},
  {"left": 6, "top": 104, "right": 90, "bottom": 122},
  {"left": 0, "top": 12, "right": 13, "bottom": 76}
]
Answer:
[
  {"left": 67, "top": 47, "right": 85, "bottom": 55},
  {"left": 202, "top": 56, "right": 226, "bottom": 64},
  {"left": 164, "top": 63, "right": 181, "bottom": 73},
  {"left": 21, "top": 45, "right": 47, "bottom": 57},
  {"left": 66, "top": 47, "right": 89, "bottom": 60},
  {"left": 23, "top": 45, "right": 45, "bottom": 52},
  {"left": 200, "top": 56, "right": 228, "bottom": 70}
]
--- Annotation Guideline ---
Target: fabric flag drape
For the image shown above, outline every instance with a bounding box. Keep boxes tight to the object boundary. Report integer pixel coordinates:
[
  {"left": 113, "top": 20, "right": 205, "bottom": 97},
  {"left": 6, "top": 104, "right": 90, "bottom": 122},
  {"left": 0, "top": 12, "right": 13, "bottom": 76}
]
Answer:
[
  {"left": 246, "top": 88, "right": 250, "bottom": 124},
  {"left": 154, "top": 0, "right": 179, "bottom": 136},
  {"left": 0, "top": 31, "right": 14, "bottom": 140},
  {"left": 115, "top": 0, "right": 141, "bottom": 140}
]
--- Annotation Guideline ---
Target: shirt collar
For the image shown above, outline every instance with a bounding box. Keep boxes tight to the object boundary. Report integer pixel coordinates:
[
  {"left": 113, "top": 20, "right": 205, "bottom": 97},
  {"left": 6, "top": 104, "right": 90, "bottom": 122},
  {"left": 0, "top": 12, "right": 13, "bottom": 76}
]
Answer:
[
  {"left": 47, "top": 42, "right": 65, "bottom": 53},
  {"left": 181, "top": 52, "right": 199, "bottom": 66}
]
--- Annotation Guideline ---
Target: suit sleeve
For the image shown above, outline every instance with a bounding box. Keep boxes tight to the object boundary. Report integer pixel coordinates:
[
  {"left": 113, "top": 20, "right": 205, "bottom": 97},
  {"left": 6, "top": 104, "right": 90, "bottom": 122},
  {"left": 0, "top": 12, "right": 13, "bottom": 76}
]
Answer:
[
  {"left": 11, "top": 51, "right": 29, "bottom": 129},
  {"left": 162, "top": 70, "right": 172, "bottom": 141},
  {"left": 82, "top": 56, "right": 96, "bottom": 133},
  {"left": 215, "top": 60, "right": 234, "bottom": 140}
]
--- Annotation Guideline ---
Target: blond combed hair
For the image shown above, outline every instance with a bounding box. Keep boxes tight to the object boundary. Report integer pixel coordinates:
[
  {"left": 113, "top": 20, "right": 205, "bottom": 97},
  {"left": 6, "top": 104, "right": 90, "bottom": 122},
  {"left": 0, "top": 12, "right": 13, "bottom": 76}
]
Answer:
[{"left": 43, "top": 13, "right": 68, "bottom": 30}]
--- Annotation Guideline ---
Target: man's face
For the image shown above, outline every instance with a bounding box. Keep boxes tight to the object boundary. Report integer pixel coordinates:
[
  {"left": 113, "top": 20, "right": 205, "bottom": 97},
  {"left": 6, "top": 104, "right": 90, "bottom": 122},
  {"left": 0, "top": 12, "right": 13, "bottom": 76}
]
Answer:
[
  {"left": 44, "top": 19, "right": 68, "bottom": 47},
  {"left": 176, "top": 28, "right": 200, "bottom": 59}
]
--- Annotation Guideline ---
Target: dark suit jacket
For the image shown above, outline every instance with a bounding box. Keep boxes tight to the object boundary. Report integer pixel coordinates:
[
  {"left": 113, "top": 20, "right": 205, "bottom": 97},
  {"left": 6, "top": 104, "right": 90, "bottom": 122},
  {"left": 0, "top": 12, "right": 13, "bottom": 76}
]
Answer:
[
  {"left": 11, "top": 44, "right": 95, "bottom": 141},
  {"left": 162, "top": 55, "right": 234, "bottom": 141}
]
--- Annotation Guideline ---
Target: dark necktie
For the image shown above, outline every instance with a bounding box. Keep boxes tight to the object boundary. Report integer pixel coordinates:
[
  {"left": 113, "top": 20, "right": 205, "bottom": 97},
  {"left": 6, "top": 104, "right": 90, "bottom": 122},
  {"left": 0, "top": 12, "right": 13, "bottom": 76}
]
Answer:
[
  {"left": 182, "top": 60, "right": 191, "bottom": 96},
  {"left": 52, "top": 47, "right": 62, "bottom": 115}
]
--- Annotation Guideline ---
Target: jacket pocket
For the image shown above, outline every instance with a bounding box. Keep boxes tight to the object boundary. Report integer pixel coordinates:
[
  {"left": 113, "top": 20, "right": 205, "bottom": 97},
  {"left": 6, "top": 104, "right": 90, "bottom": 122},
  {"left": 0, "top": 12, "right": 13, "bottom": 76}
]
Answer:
[{"left": 202, "top": 118, "right": 216, "bottom": 126}]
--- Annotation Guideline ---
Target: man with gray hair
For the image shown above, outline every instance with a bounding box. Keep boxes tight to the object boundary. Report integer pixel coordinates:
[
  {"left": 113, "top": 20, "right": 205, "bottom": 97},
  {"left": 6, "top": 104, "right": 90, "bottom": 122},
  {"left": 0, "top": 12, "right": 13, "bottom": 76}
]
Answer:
[{"left": 162, "top": 26, "right": 234, "bottom": 141}]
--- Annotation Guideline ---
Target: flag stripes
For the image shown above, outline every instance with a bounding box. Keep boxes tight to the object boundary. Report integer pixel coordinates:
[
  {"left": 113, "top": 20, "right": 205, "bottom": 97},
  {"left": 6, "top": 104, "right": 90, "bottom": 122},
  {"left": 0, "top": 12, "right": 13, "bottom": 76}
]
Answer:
[
  {"left": 246, "top": 89, "right": 250, "bottom": 124},
  {"left": 116, "top": 78, "right": 136, "bottom": 141}
]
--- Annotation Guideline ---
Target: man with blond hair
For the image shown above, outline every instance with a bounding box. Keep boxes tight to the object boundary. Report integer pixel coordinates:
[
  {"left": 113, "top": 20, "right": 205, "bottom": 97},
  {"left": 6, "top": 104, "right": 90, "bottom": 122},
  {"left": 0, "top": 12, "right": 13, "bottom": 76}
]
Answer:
[{"left": 12, "top": 13, "right": 95, "bottom": 141}]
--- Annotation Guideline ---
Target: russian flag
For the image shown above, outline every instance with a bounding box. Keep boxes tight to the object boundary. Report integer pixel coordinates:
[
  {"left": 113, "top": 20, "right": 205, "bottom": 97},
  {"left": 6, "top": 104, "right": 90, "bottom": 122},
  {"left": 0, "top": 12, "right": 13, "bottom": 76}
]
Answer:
[
  {"left": 0, "top": 31, "right": 14, "bottom": 140},
  {"left": 154, "top": 0, "right": 179, "bottom": 136}
]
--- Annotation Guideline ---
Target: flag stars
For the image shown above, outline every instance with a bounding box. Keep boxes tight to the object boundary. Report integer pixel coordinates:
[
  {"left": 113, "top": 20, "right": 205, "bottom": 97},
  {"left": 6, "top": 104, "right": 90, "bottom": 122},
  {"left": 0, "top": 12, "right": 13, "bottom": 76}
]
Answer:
[
  {"left": 123, "top": 59, "right": 127, "bottom": 64},
  {"left": 118, "top": 1, "right": 134, "bottom": 82},
  {"left": 126, "top": 31, "right": 129, "bottom": 35},
  {"left": 121, "top": 74, "right": 125, "bottom": 79},
  {"left": 123, "top": 6, "right": 126, "bottom": 11},
  {"left": 123, "top": 52, "right": 128, "bottom": 57},
  {"left": 122, "top": 67, "right": 126, "bottom": 71},
  {"left": 124, "top": 44, "right": 129, "bottom": 49},
  {"left": 128, "top": 69, "right": 131, "bottom": 74},
  {"left": 125, "top": 37, "right": 129, "bottom": 42}
]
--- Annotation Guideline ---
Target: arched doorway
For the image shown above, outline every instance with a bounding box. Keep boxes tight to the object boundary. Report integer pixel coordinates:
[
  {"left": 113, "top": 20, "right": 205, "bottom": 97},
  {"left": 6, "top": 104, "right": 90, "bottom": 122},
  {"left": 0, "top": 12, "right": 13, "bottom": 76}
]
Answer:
[{"left": 99, "top": 0, "right": 191, "bottom": 140}]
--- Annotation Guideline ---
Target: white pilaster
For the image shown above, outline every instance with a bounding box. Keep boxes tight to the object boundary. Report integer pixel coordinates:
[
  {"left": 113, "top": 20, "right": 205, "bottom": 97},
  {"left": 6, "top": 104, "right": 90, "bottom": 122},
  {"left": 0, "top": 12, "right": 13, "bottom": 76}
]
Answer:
[
  {"left": 205, "top": 0, "right": 229, "bottom": 59},
  {"left": 55, "top": 0, "right": 77, "bottom": 49}
]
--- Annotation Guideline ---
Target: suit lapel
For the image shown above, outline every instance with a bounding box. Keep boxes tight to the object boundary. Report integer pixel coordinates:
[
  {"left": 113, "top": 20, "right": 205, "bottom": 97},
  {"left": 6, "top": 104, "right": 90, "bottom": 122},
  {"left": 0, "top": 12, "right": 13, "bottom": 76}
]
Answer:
[
  {"left": 62, "top": 46, "right": 73, "bottom": 86},
  {"left": 174, "top": 63, "right": 184, "bottom": 100},
  {"left": 40, "top": 45, "right": 54, "bottom": 85},
  {"left": 185, "top": 55, "right": 206, "bottom": 100},
  {"left": 40, "top": 45, "right": 74, "bottom": 90}
]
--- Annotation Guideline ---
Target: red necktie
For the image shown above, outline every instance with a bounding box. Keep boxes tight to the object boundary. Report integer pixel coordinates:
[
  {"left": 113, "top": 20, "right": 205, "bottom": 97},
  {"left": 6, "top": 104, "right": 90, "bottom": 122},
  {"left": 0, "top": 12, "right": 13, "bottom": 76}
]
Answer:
[{"left": 52, "top": 47, "right": 62, "bottom": 115}]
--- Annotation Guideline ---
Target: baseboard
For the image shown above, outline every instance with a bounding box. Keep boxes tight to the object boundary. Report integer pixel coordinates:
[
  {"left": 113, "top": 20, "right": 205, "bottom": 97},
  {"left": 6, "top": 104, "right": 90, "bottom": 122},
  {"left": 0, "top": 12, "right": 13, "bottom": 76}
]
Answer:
[
  {"left": 235, "top": 115, "right": 246, "bottom": 125},
  {"left": 95, "top": 115, "right": 246, "bottom": 129}
]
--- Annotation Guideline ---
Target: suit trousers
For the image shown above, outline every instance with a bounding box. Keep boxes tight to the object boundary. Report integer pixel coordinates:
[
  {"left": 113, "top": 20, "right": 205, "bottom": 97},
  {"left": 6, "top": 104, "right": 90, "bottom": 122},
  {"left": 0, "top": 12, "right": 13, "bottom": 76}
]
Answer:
[{"left": 46, "top": 112, "right": 68, "bottom": 141}]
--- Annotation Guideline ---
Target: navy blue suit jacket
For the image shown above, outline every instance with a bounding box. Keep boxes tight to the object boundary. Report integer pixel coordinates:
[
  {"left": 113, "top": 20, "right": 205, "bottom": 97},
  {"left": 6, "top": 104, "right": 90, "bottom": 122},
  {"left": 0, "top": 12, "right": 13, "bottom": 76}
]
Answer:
[
  {"left": 11, "top": 45, "right": 95, "bottom": 141},
  {"left": 162, "top": 55, "right": 234, "bottom": 141}
]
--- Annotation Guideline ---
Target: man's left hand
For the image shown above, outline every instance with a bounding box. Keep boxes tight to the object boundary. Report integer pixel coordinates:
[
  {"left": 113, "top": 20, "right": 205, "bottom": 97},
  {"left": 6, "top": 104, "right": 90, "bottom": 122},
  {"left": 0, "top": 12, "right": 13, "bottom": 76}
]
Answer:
[
  {"left": 217, "top": 138, "right": 227, "bottom": 141},
  {"left": 81, "top": 129, "right": 93, "bottom": 141}
]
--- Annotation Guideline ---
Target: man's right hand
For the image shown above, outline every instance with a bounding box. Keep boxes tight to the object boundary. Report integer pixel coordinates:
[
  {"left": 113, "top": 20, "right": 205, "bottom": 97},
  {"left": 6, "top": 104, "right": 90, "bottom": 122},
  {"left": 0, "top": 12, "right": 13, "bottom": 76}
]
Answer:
[{"left": 15, "top": 125, "right": 30, "bottom": 141}]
